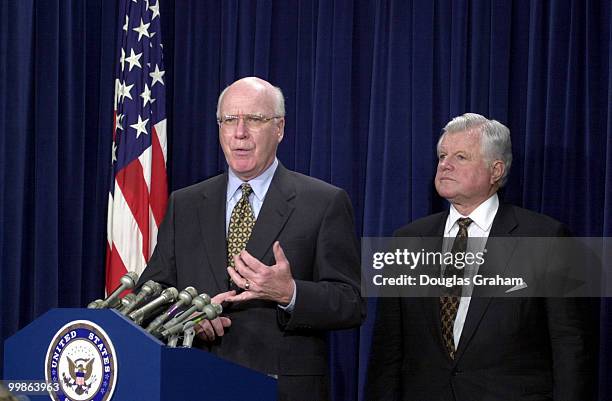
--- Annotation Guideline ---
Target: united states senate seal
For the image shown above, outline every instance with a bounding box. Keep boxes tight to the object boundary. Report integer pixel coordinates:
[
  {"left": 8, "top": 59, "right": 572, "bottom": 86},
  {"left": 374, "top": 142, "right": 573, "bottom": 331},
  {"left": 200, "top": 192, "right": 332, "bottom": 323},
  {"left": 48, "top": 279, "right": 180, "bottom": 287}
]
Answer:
[{"left": 45, "top": 320, "right": 117, "bottom": 401}]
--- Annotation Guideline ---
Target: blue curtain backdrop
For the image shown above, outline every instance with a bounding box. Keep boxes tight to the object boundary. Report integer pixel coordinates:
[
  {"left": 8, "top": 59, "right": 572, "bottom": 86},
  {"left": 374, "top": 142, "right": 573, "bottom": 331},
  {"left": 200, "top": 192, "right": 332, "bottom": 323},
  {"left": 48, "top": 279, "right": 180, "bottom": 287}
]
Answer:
[{"left": 1, "top": 0, "right": 611, "bottom": 400}]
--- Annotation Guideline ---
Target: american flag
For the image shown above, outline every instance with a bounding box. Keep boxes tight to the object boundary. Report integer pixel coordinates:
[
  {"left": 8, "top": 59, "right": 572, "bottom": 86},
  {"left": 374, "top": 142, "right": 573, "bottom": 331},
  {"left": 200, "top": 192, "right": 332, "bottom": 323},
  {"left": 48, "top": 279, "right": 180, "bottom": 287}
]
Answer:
[{"left": 106, "top": 0, "right": 168, "bottom": 292}]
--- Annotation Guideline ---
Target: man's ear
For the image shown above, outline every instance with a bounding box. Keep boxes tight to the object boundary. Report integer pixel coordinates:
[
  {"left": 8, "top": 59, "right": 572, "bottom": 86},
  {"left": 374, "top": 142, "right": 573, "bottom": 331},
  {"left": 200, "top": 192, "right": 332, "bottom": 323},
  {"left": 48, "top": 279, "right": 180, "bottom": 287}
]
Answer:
[
  {"left": 276, "top": 118, "right": 285, "bottom": 143},
  {"left": 490, "top": 160, "right": 505, "bottom": 184}
]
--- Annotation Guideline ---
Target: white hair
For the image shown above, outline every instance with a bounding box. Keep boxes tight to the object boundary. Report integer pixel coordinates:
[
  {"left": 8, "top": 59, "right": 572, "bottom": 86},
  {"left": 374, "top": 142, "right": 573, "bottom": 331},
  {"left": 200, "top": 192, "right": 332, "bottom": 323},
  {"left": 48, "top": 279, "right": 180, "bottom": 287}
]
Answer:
[
  {"left": 216, "top": 78, "right": 285, "bottom": 119},
  {"left": 437, "top": 113, "right": 513, "bottom": 187}
]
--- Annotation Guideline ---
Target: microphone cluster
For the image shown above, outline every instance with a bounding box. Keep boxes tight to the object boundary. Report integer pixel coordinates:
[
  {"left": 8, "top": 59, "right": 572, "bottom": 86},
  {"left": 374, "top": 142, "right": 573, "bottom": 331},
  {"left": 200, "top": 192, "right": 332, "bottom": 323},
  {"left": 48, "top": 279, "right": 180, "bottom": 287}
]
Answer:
[{"left": 87, "top": 272, "right": 223, "bottom": 348}]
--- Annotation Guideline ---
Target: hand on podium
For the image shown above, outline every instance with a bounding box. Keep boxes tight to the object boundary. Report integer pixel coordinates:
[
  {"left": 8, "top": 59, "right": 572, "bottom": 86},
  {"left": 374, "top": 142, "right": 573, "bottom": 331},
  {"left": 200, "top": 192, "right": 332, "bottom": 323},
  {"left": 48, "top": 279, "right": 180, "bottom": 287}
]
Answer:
[{"left": 195, "top": 290, "right": 234, "bottom": 341}]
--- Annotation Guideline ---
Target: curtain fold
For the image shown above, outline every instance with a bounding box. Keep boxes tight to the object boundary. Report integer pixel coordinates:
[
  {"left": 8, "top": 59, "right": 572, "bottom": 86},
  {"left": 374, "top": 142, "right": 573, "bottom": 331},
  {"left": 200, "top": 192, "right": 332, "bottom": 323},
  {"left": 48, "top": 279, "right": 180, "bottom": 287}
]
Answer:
[
  {"left": 1, "top": 0, "right": 611, "bottom": 399},
  {"left": 0, "top": 0, "right": 116, "bottom": 376}
]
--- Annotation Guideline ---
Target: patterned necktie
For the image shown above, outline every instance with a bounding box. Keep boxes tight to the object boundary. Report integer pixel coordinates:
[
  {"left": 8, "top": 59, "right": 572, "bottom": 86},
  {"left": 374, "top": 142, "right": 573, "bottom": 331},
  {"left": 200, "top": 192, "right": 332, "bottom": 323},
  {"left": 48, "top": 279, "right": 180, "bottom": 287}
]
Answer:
[
  {"left": 227, "top": 183, "right": 255, "bottom": 268},
  {"left": 440, "top": 217, "right": 473, "bottom": 359}
]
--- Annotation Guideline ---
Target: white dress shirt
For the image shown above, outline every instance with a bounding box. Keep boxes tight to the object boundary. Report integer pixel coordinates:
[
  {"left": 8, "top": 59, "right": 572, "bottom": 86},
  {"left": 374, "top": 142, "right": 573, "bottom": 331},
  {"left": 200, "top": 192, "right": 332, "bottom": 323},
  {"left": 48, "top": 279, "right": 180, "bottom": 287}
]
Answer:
[
  {"left": 443, "top": 193, "right": 499, "bottom": 347},
  {"left": 225, "top": 158, "right": 278, "bottom": 233}
]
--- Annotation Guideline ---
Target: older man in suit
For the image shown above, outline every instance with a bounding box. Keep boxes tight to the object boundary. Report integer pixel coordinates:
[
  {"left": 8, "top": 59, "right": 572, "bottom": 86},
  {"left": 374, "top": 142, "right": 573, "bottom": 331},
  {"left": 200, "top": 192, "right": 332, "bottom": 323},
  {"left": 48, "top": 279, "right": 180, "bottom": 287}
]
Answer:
[
  {"left": 138, "top": 77, "right": 365, "bottom": 401},
  {"left": 365, "top": 113, "right": 597, "bottom": 401}
]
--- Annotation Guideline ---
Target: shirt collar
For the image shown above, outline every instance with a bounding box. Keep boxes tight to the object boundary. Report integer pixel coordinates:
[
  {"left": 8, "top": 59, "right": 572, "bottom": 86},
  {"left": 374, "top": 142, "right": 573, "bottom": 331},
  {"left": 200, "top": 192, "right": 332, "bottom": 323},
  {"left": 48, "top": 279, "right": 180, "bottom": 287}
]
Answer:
[
  {"left": 445, "top": 193, "right": 499, "bottom": 234},
  {"left": 226, "top": 158, "right": 279, "bottom": 203}
]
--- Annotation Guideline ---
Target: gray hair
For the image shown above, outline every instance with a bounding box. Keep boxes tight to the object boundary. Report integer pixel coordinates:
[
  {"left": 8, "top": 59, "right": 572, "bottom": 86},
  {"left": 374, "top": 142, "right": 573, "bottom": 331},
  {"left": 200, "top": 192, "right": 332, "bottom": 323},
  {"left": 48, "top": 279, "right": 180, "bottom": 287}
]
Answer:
[
  {"left": 437, "top": 113, "right": 513, "bottom": 187},
  {"left": 216, "top": 78, "right": 286, "bottom": 119}
]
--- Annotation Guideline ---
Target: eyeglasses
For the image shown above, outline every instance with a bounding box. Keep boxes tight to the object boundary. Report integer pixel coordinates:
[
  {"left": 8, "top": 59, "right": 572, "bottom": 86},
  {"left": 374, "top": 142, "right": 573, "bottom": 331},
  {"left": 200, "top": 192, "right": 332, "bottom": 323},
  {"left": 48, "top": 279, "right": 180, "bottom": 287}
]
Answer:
[{"left": 217, "top": 114, "right": 283, "bottom": 130}]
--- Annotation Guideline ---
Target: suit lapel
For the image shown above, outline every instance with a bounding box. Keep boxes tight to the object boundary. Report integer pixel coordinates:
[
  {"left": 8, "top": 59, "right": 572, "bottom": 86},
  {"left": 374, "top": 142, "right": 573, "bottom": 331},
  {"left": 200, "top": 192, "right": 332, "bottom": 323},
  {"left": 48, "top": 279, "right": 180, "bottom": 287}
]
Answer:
[
  {"left": 246, "top": 164, "right": 296, "bottom": 262},
  {"left": 454, "top": 203, "right": 519, "bottom": 361},
  {"left": 197, "top": 174, "right": 229, "bottom": 292}
]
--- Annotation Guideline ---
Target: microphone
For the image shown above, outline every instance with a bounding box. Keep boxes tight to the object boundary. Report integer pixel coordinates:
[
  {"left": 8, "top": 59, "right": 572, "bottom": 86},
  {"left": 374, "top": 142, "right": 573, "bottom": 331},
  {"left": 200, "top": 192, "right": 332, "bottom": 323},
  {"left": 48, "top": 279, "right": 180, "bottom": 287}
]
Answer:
[
  {"left": 89, "top": 293, "right": 132, "bottom": 311},
  {"left": 87, "top": 299, "right": 105, "bottom": 309},
  {"left": 160, "top": 294, "right": 211, "bottom": 339},
  {"left": 191, "top": 303, "right": 223, "bottom": 321},
  {"left": 120, "top": 280, "right": 163, "bottom": 316},
  {"left": 181, "top": 321, "right": 197, "bottom": 348},
  {"left": 118, "top": 293, "right": 137, "bottom": 312},
  {"left": 129, "top": 287, "right": 178, "bottom": 325},
  {"left": 89, "top": 272, "right": 138, "bottom": 309},
  {"left": 165, "top": 303, "right": 223, "bottom": 348},
  {"left": 167, "top": 333, "right": 181, "bottom": 348},
  {"left": 145, "top": 286, "right": 198, "bottom": 334}
]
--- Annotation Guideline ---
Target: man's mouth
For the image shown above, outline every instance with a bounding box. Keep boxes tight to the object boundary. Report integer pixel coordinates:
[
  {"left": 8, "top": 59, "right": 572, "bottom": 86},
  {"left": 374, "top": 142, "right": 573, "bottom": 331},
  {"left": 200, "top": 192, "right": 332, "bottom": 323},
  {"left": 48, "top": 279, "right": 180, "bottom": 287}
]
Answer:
[{"left": 232, "top": 148, "right": 253, "bottom": 155}]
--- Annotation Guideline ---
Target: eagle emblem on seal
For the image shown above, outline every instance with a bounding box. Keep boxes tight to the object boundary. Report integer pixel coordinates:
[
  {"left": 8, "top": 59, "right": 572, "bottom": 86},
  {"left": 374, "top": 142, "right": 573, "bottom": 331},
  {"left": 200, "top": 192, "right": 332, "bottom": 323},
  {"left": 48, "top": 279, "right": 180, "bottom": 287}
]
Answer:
[{"left": 62, "top": 357, "right": 95, "bottom": 395}]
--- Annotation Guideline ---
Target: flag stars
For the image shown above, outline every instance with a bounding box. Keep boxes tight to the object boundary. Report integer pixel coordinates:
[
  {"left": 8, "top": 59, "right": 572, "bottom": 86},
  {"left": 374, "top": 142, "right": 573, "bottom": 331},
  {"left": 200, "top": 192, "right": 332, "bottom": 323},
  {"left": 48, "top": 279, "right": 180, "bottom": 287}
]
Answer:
[
  {"left": 149, "top": 1, "right": 160, "bottom": 20},
  {"left": 116, "top": 113, "right": 125, "bottom": 131},
  {"left": 114, "top": 79, "right": 122, "bottom": 107},
  {"left": 115, "top": 80, "right": 124, "bottom": 104},
  {"left": 130, "top": 115, "right": 150, "bottom": 138},
  {"left": 117, "top": 80, "right": 134, "bottom": 102},
  {"left": 124, "top": 82, "right": 135, "bottom": 101},
  {"left": 133, "top": 18, "right": 151, "bottom": 42},
  {"left": 120, "top": 48, "right": 126, "bottom": 71},
  {"left": 140, "top": 83, "right": 155, "bottom": 107},
  {"left": 125, "top": 48, "right": 142, "bottom": 71},
  {"left": 113, "top": 6, "right": 166, "bottom": 177},
  {"left": 149, "top": 64, "right": 165, "bottom": 86}
]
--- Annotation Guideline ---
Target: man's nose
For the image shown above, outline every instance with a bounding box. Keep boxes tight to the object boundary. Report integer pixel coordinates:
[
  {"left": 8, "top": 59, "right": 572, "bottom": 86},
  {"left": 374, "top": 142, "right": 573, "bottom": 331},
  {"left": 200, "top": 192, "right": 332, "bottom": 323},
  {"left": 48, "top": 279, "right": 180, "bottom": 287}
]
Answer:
[
  {"left": 438, "top": 158, "right": 452, "bottom": 170},
  {"left": 234, "top": 118, "right": 248, "bottom": 138}
]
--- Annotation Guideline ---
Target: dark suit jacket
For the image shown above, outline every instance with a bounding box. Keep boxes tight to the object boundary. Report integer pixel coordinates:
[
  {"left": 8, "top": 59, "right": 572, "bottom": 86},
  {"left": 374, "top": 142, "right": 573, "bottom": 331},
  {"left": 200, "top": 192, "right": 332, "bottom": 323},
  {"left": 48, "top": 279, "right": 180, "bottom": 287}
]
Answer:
[
  {"left": 365, "top": 203, "right": 598, "bottom": 401},
  {"left": 138, "top": 163, "right": 365, "bottom": 399}
]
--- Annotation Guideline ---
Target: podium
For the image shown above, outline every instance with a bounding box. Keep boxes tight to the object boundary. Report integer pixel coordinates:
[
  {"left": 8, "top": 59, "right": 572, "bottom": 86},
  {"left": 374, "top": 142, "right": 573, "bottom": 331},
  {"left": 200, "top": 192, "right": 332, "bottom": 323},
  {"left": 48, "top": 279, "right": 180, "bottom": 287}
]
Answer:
[{"left": 3, "top": 308, "right": 276, "bottom": 400}]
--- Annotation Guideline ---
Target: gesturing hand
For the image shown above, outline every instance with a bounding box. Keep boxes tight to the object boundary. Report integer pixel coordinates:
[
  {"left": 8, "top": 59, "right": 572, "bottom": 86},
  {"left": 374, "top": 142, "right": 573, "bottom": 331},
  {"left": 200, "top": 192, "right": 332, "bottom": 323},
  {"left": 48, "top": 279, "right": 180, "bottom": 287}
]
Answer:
[{"left": 226, "top": 241, "right": 295, "bottom": 305}]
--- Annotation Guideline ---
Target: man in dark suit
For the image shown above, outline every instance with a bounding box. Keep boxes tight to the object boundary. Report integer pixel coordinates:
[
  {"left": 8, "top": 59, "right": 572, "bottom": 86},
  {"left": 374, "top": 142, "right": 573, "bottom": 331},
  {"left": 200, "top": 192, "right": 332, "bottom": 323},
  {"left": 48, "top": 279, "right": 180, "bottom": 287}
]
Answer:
[
  {"left": 138, "top": 77, "right": 365, "bottom": 400},
  {"left": 365, "top": 113, "right": 597, "bottom": 401}
]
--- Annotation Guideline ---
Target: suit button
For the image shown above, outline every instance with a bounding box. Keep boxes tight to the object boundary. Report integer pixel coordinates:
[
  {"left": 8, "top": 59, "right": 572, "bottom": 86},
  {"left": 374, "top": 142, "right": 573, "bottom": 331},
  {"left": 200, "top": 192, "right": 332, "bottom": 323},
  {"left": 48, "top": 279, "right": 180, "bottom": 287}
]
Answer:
[{"left": 452, "top": 369, "right": 462, "bottom": 376}]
